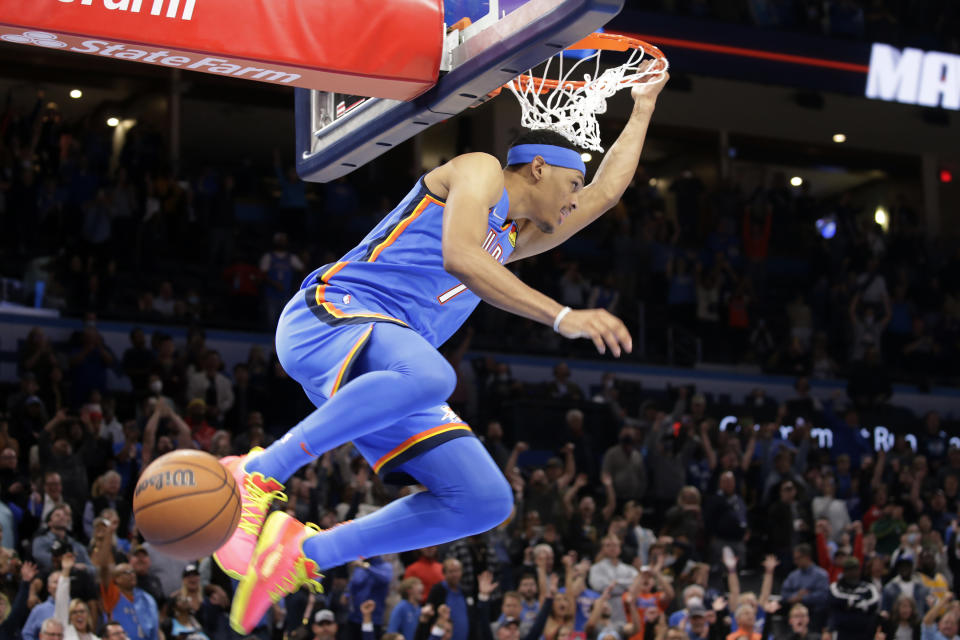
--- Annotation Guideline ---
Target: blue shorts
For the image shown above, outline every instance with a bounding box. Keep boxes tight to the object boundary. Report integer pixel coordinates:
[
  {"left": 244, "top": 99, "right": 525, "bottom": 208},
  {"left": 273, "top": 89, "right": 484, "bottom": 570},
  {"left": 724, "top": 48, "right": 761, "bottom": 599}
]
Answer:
[{"left": 276, "top": 284, "right": 475, "bottom": 481}]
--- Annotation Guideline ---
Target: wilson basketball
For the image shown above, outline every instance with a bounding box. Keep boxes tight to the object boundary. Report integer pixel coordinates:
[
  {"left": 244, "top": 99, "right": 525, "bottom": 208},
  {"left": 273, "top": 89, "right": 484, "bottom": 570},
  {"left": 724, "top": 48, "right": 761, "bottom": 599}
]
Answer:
[{"left": 133, "top": 450, "right": 241, "bottom": 560}]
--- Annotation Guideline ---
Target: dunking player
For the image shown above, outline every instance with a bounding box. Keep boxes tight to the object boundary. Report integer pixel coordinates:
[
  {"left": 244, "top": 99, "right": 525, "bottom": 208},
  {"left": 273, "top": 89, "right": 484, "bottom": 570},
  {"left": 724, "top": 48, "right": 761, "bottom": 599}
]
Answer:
[{"left": 216, "top": 67, "right": 668, "bottom": 633}]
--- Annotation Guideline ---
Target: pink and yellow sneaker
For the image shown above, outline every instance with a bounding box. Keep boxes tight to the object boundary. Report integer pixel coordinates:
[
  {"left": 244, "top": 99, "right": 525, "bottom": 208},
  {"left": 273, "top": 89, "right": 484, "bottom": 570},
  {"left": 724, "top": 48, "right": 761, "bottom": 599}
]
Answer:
[
  {"left": 230, "top": 511, "right": 323, "bottom": 634},
  {"left": 214, "top": 448, "right": 287, "bottom": 580}
]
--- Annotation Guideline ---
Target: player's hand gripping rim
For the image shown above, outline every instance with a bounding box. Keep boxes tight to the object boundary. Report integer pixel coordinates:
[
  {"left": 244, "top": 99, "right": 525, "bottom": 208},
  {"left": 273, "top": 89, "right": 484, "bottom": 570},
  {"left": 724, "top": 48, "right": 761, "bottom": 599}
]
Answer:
[{"left": 555, "top": 308, "right": 633, "bottom": 357}]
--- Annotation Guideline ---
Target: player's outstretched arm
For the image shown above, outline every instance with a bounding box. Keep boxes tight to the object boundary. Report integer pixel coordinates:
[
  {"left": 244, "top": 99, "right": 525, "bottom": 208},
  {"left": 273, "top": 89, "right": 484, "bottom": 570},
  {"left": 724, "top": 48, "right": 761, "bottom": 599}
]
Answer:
[
  {"left": 439, "top": 154, "right": 631, "bottom": 357},
  {"left": 509, "top": 61, "right": 668, "bottom": 262}
]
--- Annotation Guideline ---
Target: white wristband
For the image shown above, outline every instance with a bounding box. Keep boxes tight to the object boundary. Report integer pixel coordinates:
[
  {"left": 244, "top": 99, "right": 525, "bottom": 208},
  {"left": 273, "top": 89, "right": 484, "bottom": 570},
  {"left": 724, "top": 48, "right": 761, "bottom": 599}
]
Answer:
[{"left": 553, "top": 306, "right": 572, "bottom": 333}]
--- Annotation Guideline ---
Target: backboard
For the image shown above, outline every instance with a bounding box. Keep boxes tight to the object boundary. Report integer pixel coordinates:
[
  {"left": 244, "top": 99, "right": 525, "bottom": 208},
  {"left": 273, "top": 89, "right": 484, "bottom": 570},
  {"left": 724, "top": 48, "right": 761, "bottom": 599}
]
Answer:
[{"left": 295, "top": 0, "right": 625, "bottom": 183}]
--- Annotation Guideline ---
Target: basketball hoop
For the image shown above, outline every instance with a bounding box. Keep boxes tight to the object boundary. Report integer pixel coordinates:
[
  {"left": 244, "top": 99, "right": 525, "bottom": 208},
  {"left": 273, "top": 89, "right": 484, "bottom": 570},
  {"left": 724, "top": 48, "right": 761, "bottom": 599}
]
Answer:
[{"left": 497, "top": 32, "right": 668, "bottom": 152}]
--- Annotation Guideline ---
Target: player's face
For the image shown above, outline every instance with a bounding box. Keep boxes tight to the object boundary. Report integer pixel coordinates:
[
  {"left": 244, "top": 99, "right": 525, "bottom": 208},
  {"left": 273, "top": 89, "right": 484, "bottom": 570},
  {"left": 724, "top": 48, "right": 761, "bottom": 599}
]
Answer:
[{"left": 534, "top": 165, "right": 583, "bottom": 233}]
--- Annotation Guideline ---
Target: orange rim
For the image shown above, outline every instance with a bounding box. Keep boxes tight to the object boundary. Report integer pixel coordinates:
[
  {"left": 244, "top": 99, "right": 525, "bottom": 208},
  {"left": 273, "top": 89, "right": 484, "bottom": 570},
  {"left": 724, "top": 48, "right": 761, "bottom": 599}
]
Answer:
[{"left": 487, "top": 33, "right": 665, "bottom": 98}]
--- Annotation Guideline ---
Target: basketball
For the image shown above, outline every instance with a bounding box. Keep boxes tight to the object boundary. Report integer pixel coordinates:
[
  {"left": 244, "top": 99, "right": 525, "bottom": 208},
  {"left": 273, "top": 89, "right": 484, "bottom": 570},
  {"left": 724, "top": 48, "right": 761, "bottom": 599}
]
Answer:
[{"left": 133, "top": 450, "right": 241, "bottom": 560}]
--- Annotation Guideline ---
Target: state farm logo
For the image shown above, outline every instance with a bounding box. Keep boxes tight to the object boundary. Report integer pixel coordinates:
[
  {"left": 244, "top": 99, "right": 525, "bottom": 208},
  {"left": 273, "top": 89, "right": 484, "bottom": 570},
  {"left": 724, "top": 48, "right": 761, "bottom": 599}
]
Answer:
[
  {"left": 0, "top": 29, "right": 302, "bottom": 85},
  {"left": 1, "top": 31, "right": 68, "bottom": 48},
  {"left": 56, "top": 0, "right": 197, "bottom": 21}
]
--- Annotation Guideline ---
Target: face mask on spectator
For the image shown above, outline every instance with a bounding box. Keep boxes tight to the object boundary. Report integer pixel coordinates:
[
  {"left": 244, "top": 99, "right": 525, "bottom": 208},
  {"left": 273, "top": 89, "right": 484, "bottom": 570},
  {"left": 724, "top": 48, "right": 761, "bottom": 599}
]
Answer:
[{"left": 149, "top": 380, "right": 163, "bottom": 395}]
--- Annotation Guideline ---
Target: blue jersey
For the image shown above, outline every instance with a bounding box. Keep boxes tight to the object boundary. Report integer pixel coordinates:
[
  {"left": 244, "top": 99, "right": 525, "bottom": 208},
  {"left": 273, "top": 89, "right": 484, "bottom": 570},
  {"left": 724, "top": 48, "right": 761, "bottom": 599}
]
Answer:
[{"left": 301, "top": 177, "right": 516, "bottom": 346}]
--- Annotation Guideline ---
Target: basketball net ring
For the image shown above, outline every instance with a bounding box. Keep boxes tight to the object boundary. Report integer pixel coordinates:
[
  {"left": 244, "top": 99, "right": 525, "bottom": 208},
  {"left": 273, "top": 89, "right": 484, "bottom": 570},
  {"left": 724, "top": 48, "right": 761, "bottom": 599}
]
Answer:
[{"left": 494, "top": 32, "right": 668, "bottom": 152}]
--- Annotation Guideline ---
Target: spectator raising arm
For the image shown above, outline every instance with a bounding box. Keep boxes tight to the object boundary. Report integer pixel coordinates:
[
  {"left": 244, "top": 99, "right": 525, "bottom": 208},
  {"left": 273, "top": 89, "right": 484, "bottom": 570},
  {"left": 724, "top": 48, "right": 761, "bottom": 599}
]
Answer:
[
  {"left": 165, "top": 406, "right": 197, "bottom": 450},
  {"left": 563, "top": 474, "right": 589, "bottom": 519},
  {"left": 759, "top": 555, "right": 778, "bottom": 610},
  {"left": 538, "top": 565, "right": 551, "bottom": 606},
  {"left": 141, "top": 400, "right": 163, "bottom": 467},
  {"left": 921, "top": 593, "right": 954, "bottom": 631},
  {"left": 0, "top": 561, "right": 38, "bottom": 640},
  {"left": 506, "top": 442, "right": 529, "bottom": 487},
  {"left": 558, "top": 443, "right": 577, "bottom": 490},
  {"left": 52, "top": 553, "right": 74, "bottom": 630},
  {"left": 724, "top": 550, "right": 741, "bottom": 612},
  {"left": 361, "top": 599, "right": 378, "bottom": 640},
  {"left": 414, "top": 604, "right": 443, "bottom": 640},
  {"left": 585, "top": 585, "right": 614, "bottom": 638},
  {"left": 601, "top": 473, "right": 617, "bottom": 522}
]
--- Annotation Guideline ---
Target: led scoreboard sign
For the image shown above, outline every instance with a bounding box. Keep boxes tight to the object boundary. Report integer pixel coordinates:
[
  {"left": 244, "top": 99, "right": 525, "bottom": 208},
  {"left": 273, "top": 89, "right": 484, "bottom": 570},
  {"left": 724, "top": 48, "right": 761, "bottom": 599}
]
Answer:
[{"left": 866, "top": 42, "right": 960, "bottom": 110}]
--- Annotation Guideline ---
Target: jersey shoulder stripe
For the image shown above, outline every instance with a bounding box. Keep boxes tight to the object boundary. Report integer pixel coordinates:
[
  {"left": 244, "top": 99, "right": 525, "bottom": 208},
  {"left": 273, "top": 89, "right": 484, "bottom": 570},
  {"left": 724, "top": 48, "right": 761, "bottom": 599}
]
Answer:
[{"left": 359, "top": 186, "right": 444, "bottom": 263}]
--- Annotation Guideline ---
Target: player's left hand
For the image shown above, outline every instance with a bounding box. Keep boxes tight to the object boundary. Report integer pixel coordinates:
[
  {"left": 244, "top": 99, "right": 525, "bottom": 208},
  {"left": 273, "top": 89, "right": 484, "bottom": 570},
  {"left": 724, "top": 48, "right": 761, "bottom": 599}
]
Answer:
[{"left": 630, "top": 59, "right": 669, "bottom": 106}]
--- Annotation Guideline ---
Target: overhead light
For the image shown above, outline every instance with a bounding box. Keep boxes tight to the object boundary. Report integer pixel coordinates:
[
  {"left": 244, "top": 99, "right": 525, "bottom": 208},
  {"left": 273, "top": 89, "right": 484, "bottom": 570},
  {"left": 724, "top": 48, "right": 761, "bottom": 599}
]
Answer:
[
  {"left": 580, "top": 152, "right": 592, "bottom": 162},
  {"left": 790, "top": 176, "right": 803, "bottom": 187},
  {"left": 874, "top": 207, "right": 889, "bottom": 231},
  {"left": 69, "top": 89, "right": 82, "bottom": 99},
  {"left": 648, "top": 178, "right": 658, "bottom": 187},
  {"left": 106, "top": 117, "right": 119, "bottom": 127},
  {"left": 832, "top": 133, "right": 846, "bottom": 143}
]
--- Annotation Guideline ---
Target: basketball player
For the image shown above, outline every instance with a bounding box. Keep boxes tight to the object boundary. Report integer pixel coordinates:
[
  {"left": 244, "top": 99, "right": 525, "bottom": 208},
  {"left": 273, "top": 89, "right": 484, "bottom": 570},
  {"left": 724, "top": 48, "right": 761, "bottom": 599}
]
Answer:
[{"left": 217, "top": 64, "right": 669, "bottom": 633}]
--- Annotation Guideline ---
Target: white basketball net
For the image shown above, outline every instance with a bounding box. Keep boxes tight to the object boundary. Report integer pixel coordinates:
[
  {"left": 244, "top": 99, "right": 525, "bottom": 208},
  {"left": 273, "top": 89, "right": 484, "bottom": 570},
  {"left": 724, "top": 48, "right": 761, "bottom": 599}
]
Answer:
[{"left": 507, "top": 40, "right": 668, "bottom": 152}]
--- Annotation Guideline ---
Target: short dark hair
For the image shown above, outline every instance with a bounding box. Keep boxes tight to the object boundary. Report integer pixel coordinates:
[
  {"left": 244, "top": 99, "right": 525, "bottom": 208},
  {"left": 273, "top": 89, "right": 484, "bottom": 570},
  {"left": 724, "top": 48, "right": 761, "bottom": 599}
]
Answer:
[
  {"left": 505, "top": 129, "right": 581, "bottom": 168},
  {"left": 794, "top": 543, "right": 813, "bottom": 559}
]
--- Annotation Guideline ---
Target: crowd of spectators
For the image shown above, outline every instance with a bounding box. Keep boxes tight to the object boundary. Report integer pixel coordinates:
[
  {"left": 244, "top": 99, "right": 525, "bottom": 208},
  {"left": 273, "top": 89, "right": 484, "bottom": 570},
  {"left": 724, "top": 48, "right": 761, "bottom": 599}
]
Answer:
[
  {"left": 644, "top": 0, "right": 960, "bottom": 52},
  {"left": 1, "top": 24, "right": 959, "bottom": 640},
  {"left": 2, "top": 90, "right": 959, "bottom": 391},
  {"left": 2, "top": 311, "right": 960, "bottom": 640}
]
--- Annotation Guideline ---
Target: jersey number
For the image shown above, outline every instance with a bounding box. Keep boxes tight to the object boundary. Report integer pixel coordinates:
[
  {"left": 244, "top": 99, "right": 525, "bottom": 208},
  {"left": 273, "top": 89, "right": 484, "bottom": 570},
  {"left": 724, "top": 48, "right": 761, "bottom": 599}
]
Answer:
[{"left": 438, "top": 229, "right": 503, "bottom": 304}]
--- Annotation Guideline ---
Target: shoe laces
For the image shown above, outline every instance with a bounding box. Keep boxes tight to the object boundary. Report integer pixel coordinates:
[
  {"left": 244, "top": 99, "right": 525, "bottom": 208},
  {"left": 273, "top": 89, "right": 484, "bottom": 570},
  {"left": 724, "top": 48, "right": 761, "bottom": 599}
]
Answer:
[
  {"left": 238, "top": 474, "right": 287, "bottom": 536},
  {"left": 266, "top": 523, "right": 324, "bottom": 599}
]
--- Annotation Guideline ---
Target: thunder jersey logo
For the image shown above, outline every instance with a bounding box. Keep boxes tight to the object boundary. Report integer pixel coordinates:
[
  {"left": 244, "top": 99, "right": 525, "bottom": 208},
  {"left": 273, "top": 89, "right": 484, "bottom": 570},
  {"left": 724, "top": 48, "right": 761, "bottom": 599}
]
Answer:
[
  {"left": 438, "top": 220, "right": 515, "bottom": 305},
  {"left": 440, "top": 406, "right": 462, "bottom": 424}
]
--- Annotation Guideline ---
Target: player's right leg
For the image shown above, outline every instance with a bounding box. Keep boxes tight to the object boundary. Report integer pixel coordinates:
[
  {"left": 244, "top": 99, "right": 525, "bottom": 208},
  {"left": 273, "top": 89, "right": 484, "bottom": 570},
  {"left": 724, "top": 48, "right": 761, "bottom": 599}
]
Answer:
[
  {"left": 229, "top": 433, "right": 513, "bottom": 633},
  {"left": 215, "top": 285, "right": 455, "bottom": 578}
]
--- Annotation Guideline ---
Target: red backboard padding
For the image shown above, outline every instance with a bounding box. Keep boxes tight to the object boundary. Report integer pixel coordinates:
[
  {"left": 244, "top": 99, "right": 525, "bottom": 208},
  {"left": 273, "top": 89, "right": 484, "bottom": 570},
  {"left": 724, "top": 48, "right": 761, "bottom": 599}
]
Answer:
[{"left": 0, "top": 0, "right": 444, "bottom": 100}]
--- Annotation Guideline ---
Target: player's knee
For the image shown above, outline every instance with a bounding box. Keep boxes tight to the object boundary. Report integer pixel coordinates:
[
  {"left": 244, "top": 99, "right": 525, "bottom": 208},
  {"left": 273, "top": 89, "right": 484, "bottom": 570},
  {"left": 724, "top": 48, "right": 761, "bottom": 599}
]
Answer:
[
  {"left": 452, "top": 473, "right": 513, "bottom": 533},
  {"left": 417, "top": 356, "right": 457, "bottom": 401},
  {"left": 472, "top": 474, "right": 514, "bottom": 531}
]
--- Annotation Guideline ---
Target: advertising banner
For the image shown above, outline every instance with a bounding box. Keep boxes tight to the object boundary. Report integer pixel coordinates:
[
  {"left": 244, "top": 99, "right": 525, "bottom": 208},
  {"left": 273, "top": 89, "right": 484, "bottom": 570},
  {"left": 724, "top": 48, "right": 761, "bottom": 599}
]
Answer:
[{"left": 0, "top": 0, "right": 444, "bottom": 99}]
